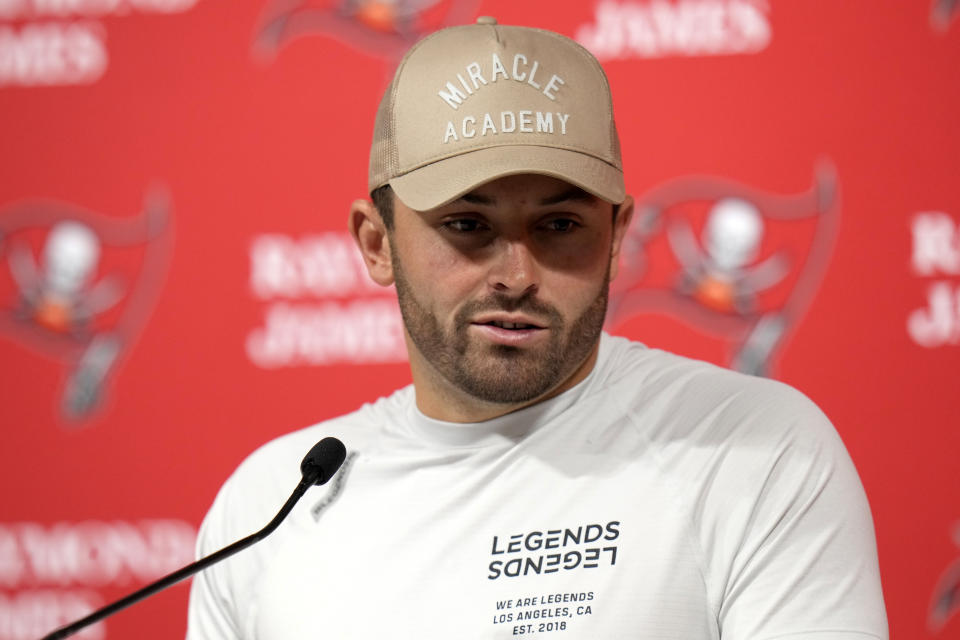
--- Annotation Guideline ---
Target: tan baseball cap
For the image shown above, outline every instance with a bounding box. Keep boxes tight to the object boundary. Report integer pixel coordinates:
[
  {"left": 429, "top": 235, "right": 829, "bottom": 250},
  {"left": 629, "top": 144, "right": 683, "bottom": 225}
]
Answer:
[{"left": 368, "top": 16, "right": 625, "bottom": 211}]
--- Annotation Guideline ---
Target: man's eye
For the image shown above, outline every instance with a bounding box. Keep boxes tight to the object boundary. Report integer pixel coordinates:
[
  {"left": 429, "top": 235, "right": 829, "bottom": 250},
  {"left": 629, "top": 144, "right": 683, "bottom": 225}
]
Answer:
[
  {"left": 542, "top": 218, "right": 579, "bottom": 233},
  {"left": 444, "top": 219, "right": 487, "bottom": 233}
]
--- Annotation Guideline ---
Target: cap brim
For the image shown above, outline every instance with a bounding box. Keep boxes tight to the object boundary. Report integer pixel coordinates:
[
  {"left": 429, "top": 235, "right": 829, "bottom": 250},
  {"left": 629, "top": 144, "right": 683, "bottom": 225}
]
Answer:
[{"left": 388, "top": 145, "right": 625, "bottom": 211}]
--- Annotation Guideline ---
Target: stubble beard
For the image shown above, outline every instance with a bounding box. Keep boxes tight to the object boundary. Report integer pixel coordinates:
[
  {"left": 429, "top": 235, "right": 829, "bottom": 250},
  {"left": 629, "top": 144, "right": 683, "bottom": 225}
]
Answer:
[{"left": 392, "top": 255, "right": 610, "bottom": 406}]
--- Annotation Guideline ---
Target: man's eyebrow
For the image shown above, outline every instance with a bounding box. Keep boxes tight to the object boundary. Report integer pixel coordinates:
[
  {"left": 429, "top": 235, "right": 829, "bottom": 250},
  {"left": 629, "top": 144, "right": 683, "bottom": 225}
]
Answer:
[{"left": 538, "top": 187, "right": 596, "bottom": 206}]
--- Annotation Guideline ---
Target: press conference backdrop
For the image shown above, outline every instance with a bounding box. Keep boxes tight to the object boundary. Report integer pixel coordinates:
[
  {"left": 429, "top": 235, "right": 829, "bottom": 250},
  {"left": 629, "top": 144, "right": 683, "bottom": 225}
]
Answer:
[{"left": 1, "top": 1, "right": 958, "bottom": 638}]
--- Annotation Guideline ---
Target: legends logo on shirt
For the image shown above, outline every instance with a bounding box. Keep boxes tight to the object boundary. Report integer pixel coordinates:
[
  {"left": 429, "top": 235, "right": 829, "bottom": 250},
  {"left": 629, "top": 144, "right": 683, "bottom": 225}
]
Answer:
[{"left": 487, "top": 521, "right": 620, "bottom": 580}]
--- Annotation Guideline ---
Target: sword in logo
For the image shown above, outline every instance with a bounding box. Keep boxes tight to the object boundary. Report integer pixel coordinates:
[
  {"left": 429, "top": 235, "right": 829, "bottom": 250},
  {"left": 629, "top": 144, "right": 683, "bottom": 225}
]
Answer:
[{"left": 930, "top": 521, "right": 960, "bottom": 632}]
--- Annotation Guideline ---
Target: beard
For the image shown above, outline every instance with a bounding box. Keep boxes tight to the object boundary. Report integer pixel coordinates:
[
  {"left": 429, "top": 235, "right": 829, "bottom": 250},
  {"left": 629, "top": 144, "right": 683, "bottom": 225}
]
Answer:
[{"left": 392, "top": 256, "right": 610, "bottom": 405}]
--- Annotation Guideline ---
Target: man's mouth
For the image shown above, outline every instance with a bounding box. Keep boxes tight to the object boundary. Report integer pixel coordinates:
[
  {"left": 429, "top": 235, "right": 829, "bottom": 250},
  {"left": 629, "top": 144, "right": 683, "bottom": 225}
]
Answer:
[
  {"left": 468, "top": 314, "right": 550, "bottom": 347},
  {"left": 481, "top": 320, "right": 541, "bottom": 330}
]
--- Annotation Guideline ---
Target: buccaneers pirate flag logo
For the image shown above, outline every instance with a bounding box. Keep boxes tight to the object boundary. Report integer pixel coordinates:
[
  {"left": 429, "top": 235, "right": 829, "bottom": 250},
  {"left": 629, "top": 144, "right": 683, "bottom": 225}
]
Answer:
[
  {"left": 253, "top": 0, "right": 481, "bottom": 63},
  {"left": 0, "top": 191, "right": 172, "bottom": 423},
  {"left": 931, "top": 0, "right": 960, "bottom": 31},
  {"left": 607, "top": 164, "right": 839, "bottom": 378}
]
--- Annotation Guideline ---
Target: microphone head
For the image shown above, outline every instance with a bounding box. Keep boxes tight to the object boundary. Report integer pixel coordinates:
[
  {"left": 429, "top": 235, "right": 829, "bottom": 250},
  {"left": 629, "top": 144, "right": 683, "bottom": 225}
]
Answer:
[{"left": 300, "top": 437, "right": 347, "bottom": 486}]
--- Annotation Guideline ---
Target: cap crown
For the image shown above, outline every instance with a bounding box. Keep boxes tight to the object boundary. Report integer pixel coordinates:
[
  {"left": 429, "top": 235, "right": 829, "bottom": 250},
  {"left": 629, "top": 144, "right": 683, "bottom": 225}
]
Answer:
[{"left": 369, "top": 20, "right": 624, "bottom": 210}]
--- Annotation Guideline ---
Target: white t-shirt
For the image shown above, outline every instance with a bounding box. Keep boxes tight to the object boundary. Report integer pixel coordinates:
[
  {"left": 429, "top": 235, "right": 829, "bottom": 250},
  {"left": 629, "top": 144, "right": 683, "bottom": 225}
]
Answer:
[{"left": 187, "top": 334, "right": 887, "bottom": 639}]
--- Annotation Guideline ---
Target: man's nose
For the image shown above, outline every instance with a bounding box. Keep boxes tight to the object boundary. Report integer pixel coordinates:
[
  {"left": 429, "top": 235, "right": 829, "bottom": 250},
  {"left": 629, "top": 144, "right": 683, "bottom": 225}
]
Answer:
[{"left": 487, "top": 239, "right": 540, "bottom": 296}]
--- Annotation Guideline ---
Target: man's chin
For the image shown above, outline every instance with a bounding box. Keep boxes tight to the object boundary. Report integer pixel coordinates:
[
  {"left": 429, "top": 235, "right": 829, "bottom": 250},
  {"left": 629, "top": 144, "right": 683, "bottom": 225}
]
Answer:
[
  {"left": 463, "top": 339, "right": 552, "bottom": 364},
  {"left": 451, "top": 349, "right": 564, "bottom": 405}
]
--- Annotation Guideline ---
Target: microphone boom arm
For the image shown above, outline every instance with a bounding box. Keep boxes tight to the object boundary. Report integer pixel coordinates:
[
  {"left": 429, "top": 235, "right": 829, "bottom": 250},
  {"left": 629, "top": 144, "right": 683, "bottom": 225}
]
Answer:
[{"left": 41, "top": 436, "right": 346, "bottom": 640}]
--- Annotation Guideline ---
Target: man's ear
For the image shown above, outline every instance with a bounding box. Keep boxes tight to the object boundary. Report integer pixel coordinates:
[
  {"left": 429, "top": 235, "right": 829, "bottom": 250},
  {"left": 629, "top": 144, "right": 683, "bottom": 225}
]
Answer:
[
  {"left": 609, "top": 195, "right": 635, "bottom": 281},
  {"left": 348, "top": 198, "right": 394, "bottom": 286}
]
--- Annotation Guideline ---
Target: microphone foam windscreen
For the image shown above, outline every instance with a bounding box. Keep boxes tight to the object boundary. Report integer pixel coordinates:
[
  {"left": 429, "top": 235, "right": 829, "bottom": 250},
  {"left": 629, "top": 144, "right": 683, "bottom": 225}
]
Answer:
[{"left": 300, "top": 437, "right": 347, "bottom": 485}]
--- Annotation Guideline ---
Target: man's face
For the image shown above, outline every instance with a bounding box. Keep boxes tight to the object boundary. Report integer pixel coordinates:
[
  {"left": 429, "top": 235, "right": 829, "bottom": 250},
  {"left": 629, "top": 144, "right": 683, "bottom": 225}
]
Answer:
[{"left": 385, "top": 174, "right": 631, "bottom": 411}]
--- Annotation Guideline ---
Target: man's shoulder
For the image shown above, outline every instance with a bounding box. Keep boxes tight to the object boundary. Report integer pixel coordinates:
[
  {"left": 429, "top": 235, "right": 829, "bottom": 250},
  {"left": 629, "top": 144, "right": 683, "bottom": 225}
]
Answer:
[
  {"left": 205, "top": 386, "right": 413, "bottom": 534},
  {"left": 597, "top": 334, "right": 834, "bottom": 445},
  {"left": 604, "top": 332, "right": 812, "bottom": 396},
  {"left": 232, "top": 385, "right": 412, "bottom": 486}
]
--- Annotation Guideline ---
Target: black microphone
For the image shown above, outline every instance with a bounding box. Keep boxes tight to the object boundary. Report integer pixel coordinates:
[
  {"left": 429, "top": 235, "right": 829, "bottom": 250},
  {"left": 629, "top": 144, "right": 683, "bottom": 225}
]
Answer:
[{"left": 41, "top": 437, "right": 347, "bottom": 640}]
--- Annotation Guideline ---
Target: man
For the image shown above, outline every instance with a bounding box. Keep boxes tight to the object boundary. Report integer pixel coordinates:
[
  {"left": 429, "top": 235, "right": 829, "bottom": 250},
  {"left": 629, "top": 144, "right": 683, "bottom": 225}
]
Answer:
[{"left": 188, "top": 17, "right": 887, "bottom": 639}]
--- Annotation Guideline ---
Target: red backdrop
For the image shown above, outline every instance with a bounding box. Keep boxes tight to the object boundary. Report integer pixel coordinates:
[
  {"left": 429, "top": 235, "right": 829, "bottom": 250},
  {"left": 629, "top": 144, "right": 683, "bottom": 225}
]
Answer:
[{"left": 1, "top": 1, "right": 958, "bottom": 639}]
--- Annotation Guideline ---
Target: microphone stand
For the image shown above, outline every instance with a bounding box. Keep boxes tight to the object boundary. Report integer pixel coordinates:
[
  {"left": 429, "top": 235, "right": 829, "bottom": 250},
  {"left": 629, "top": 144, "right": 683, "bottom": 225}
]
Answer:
[{"left": 42, "top": 473, "right": 318, "bottom": 640}]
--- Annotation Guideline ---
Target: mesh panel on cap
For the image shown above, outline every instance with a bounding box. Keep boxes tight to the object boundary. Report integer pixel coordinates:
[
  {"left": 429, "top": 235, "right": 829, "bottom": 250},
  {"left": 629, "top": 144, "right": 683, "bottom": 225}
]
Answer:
[
  {"left": 368, "top": 79, "right": 398, "bottom": 193},
  {"left": 609, "top": 117, "right": 621, "bottom": 165}
]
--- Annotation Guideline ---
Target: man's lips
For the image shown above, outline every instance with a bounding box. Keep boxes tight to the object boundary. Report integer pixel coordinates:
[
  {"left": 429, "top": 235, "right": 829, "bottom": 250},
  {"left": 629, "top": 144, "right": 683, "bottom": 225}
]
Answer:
[
  {"left": 470, "top": 314, "right": 547, "bottom": 330},
  {"left": 468, "top": 314, "right": 549, "bottom": 347}
]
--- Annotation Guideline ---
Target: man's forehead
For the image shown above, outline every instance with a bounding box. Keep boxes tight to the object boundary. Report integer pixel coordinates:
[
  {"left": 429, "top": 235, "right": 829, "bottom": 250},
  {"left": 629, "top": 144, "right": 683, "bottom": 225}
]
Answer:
[{"left": 438, "top": 175, "right": 601, "bottom": 209}]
